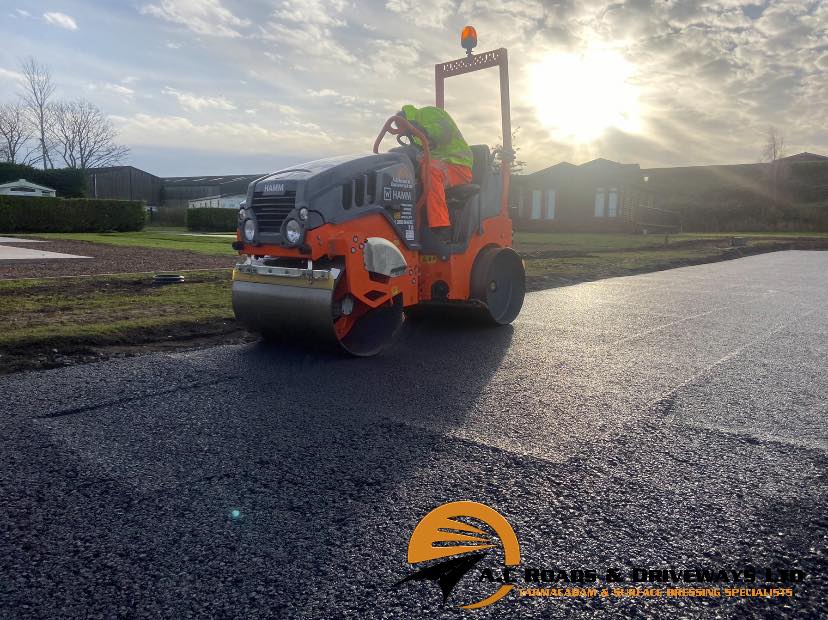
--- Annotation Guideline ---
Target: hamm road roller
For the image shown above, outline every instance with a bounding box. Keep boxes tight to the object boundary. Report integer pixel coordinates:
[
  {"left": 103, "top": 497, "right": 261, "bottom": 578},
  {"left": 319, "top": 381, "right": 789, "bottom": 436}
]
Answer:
[{"left": 231, "top": 30, "right": 524, "bottom": 356}]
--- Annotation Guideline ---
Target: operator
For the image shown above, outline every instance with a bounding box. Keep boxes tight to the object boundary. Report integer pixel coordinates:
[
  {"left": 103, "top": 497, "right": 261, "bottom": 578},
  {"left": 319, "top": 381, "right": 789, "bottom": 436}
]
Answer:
[{"left": 398, "top": 105, "right": 473, "bottom": 238}]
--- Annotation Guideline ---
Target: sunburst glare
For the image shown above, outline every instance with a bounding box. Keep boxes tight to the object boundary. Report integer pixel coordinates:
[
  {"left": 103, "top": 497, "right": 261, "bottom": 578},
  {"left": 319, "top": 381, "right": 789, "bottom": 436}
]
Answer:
[{"left": 531, "top": 49, "right": 642, "bottom": 143}]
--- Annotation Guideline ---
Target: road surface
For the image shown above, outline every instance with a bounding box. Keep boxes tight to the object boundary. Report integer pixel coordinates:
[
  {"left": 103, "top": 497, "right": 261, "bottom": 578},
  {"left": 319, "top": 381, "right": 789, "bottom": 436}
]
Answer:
[{"left": 1, "top": 251, "right": 826, "bottom": 618}]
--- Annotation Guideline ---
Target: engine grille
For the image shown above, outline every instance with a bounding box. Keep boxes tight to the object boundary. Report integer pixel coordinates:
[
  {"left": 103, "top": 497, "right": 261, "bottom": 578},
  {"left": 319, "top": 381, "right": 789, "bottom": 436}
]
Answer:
[{"left": 251, "top": 191, "right": 296, "bottom": 234}]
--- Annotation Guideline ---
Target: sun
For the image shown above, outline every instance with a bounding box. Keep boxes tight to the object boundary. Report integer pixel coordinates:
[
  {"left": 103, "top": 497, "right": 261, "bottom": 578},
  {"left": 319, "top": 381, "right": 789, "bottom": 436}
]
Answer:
[{"left": 530, "top": 49, "right": 642, "bottom": 143}]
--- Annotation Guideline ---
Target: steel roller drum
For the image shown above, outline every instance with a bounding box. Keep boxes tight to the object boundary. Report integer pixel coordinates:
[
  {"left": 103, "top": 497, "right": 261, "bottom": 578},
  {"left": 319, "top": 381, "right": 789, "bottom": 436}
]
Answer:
[{"left": 232, "top": 268, "right": 403, "bottom": 356}]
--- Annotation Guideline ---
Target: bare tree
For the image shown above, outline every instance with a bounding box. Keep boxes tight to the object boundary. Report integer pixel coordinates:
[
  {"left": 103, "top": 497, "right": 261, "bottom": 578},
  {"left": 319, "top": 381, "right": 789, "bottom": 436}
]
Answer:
[
  {"left": 491, "top": 127, "right": 527, "bottom": 175},
  {"left": 761, "top": 126, "right": 787, "bottom": 205},
  {"left": 50, "top": 99, "right": 129, "bottom": 169},
  {"left": 0, "top": 102, "right": 36, "bottom": 164},
  {"left": 761, "top": 126, "right": 786, "bottom": 162},
  {"left": 20, "top": 57, "right": 56, "bottom": 169}
]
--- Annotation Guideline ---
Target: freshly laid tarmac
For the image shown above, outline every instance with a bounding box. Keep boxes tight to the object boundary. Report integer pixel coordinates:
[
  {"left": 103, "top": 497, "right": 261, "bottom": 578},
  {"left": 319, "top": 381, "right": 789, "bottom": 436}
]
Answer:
[{"left": 1, "top": 251, "right": 825, "bottom": 618}]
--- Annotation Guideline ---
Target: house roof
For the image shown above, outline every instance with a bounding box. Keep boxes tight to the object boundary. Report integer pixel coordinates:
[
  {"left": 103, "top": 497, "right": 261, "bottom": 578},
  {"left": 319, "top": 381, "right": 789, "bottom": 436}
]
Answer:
[
  {"left": 528, "top": 158, "right": 643, "bottom": 178},
  {"left": 0, "top": 178, "right": 55, "bottom": 192},
  {"left": 777, "top": 152, "right": 828, "bottom": 162},
  {"left": 579, "top": 158, "right": 641, "bottom": 171}
]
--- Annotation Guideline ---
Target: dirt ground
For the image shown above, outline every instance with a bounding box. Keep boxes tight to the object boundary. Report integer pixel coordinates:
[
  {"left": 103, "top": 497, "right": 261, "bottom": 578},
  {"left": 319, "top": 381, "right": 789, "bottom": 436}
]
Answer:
[
  {"left": 0, "top": 320, "right": 254, "bottom": 375},
  {"left": 0, "top": 238, "right": 234, "bottom": 279}
]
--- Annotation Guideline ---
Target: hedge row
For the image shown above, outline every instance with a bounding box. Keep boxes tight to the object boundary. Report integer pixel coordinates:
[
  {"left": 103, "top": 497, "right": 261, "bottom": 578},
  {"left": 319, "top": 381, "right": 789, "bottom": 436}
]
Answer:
[
  {"left": 186, "top": 207, "right": 238, "bottom": 232},
  {"left": 0, "top": 195, "right": 145, "bottom": 232},
  {"left": 0, "top": 163, "right": 87, "bottom": 198}
]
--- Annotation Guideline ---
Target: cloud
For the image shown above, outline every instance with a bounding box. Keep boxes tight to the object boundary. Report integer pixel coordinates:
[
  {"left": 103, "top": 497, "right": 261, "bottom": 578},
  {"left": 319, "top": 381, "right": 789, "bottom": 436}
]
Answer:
[
  {"left": 258, "top": 0, "right": 356, "bottom": 64},
  {"left": 0, "top": 67, "right": 25, "bottom": 82},
  {"left": 162, "top": 87, "right": 237, "bottom": 111},
  {"left": 43, "top": 12, "right": 78, "bottom": 30},
  {"left": 87, "top": 80, "right": 135, "bottom": 98},
  {"left": 385, "top": 0, "right": 456, "bottom": 28},
  {"left": 111, "top": 113, "right": 338, "bottom": 154},
  {"left": 274, "top": 0, "right": 349, "bottom": 26},
  {"left": 141, "top": 0, "right": 250, "bottom": 37},
  {"left": 10, "top": 0, "right": 826, "bottom": 172}
]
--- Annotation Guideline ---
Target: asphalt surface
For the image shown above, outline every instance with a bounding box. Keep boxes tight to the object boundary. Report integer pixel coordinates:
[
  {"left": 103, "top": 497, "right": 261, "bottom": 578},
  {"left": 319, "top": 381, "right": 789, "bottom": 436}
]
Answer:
[{"left": 1, "top": 250, "right": 826, "bottom": 619}]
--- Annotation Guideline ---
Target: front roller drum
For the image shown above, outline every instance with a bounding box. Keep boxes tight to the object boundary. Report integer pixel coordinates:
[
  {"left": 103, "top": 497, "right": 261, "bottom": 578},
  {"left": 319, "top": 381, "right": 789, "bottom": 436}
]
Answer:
[
  {"left": 232, "top": 276, "right": 403, "bottom": 357},
  {"left": 470, "top": 247, "right": 526, "bottom": 324}
]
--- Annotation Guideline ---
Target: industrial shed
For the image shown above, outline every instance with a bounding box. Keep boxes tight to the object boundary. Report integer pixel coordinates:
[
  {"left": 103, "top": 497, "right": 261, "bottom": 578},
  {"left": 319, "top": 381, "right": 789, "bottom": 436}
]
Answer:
[
  {"left": 87, "top": 166, "right": 163, "bottom": 205},
  {"left": 84, "top": 167, "right": 264, "bottom": 209},
  {"left": 162, "top": 174, "right": 263, "bottom": 209}
]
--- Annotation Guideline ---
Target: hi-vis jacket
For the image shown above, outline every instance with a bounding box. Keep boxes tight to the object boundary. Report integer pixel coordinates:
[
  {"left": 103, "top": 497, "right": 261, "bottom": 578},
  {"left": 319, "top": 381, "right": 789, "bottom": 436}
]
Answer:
[{"left": 401, "top": 105, "right": 473, "bottom": 169}]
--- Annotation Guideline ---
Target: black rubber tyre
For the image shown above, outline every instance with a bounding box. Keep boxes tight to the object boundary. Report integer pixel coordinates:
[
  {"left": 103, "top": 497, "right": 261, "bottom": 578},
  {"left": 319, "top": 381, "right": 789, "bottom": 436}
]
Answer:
[{"left": 470, "top": 247, "right": 525, "bottom": 325}]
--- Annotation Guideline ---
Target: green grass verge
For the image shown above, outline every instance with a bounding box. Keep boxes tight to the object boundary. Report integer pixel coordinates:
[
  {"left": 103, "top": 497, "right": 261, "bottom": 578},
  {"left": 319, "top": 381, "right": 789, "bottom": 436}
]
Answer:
[
  {"left": 23, "top": 228, "right": 237, "bottom": 256},
  {"left": 513, "top": 231, "right": 828, "bottom": 253},
  {"left": 22, "top": 228, "right": 828, "bottom": 258},
  {"left": 523, "top": 247, "right": 731, "bottom": 279},
  {"left": 0, "top": 270, "right": 234, "bottom": 348}
]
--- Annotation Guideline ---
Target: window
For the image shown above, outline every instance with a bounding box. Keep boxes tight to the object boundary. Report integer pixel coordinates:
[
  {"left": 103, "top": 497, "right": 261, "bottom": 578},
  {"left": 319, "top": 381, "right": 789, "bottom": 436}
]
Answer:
[
  {"left": 531, "top": 190, "right": 542, "bottom": 220},
  {"left": 608, "top": 188, "right": 618, "bottom": 218},
  {"left": 545, "top": 190, "right": 556, "bottom": 219},
  {"left": 594, "top": 188, "right": 605, "bottom": 218}
]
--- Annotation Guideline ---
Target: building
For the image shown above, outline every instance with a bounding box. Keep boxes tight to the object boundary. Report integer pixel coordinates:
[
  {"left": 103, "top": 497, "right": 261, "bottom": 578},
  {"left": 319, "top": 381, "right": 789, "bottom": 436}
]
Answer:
[
  {"left": 87, "top": 166, "right": 163, "bottom": 205},
  {"left": 85, "top": 167, "right": 263, "bottom": 208},
  {"left": 513, "top": 158, "right": 680, "bottom": 232},
  {"left": 188, "top": 194, "right": 247, "bottom": 209},
  {"left": 162, "top": 174, "right": 263, "bottom": 209},
  {"left": 642, "top": 151, "right": 828, "bottom": 209},
  {"left": 0, "top": 178, "right": 57, "bottom": 198}
]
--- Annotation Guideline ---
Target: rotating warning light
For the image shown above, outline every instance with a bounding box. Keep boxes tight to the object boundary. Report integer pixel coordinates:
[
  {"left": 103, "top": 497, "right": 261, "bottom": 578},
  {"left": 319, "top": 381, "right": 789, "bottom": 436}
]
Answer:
[{"left": 461, "top": 26, "right": 477, "bottom": 55}]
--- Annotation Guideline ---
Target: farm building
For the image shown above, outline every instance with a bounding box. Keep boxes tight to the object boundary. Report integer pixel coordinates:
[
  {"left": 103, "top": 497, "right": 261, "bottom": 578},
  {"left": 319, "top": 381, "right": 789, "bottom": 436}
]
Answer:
[
  {"left": 85, "top": 167, "right": 264, "bottom": 208},
  {"left": 87, "top": 166, "right": 163, "bottom": 205},
  {"left": 0, "top": 178, "right": 57, "bottom": 198},
  {"left": 162, "top": 174, "right": 263, "bottom": 209},
  {"left": 513, "top": 158, "right": 680, "bottom": 232},
  {"left": 643, "top": 152, "right": 828, "bottom": 207}
]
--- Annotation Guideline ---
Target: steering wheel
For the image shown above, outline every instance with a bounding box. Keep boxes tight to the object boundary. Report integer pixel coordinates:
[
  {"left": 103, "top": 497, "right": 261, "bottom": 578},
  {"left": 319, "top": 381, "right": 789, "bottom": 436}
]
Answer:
[{"left": 396, "top": 133, "right": 414, "bottom": 147}]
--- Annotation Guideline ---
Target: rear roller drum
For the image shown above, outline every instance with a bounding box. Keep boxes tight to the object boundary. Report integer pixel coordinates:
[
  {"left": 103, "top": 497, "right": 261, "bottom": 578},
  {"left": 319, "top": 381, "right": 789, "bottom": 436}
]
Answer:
[{"left": 470, "top": 247, "right": 525, "bottom": 325}]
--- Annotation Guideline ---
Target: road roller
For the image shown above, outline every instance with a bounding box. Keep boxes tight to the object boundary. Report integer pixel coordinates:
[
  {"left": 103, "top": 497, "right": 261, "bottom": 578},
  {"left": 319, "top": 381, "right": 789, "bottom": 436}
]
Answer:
[{"left": 231, "top": 32, "right": 524, "bottom": 356}]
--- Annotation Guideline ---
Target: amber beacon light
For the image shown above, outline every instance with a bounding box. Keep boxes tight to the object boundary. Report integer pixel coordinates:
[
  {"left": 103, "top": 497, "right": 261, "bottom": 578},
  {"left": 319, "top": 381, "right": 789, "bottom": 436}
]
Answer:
[{"left": 461, "top": 26, "right": 477, "bottom": 55}]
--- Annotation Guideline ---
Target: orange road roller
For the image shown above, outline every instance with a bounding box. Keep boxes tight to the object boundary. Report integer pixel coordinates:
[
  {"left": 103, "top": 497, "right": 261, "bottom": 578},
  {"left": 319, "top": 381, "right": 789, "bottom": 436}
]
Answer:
[{"left": 231, "top": 34, "right": 524, "bottom": 356}]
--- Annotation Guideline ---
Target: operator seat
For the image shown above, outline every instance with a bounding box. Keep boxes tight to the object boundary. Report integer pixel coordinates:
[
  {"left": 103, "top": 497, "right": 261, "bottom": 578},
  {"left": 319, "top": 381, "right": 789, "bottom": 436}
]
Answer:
[
  {"left": 443, "top": 145, "right": 490, "bottom": 243},
  {"left": 445, "top": 145, "right": 490, "bottom": 207}
]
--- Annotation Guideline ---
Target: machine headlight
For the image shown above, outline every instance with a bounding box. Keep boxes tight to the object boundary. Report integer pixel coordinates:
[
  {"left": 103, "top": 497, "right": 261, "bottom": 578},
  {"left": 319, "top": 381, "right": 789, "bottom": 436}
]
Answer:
[
  {"left": 238, "top": 208, "right": 246, "bottom": 221},
  {"left": 285, "top": 219, "right": 302, "bottom": 245},
  {"left": 298, "top": 207, "right": 309, "bottom": 221},
  {"left": 243, "top": 219, "right": 256, "bottom": 241}
]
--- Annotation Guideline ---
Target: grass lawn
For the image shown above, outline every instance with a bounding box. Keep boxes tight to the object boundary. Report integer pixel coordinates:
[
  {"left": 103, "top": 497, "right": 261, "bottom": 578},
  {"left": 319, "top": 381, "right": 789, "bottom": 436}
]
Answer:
[
  {"left": 24, "top": 228, "right": 828, "bottom": 259},
  {"left": 513, "top": 230, "right": 828, "bottom": 253},
  {"left": 0, "top": 269, "right": 238, "bottom": 374},
  {"left": 24, "top": 227, "right": 237, "bottom": 256},
  {"left": 513, "top": 231, "right": 828, "bottom": 287}
]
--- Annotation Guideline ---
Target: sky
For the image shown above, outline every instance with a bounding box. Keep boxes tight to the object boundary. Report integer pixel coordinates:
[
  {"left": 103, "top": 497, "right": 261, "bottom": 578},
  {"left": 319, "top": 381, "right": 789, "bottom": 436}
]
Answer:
[{"left": 1, "top": 0, "right": 826, "bottom": 176}]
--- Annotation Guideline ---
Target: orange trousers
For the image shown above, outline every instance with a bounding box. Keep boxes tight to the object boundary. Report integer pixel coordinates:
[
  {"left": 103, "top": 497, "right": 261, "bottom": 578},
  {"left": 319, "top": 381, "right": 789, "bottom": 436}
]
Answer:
[{"left": 425, "top": 160, "right": 473, "bottom": 228}]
